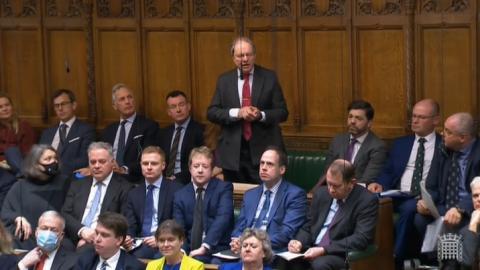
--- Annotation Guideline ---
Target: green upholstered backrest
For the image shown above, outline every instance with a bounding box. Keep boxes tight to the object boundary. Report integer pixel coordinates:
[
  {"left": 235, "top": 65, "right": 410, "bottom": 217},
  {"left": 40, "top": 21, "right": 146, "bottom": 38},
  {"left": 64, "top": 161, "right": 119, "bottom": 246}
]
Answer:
[{"left": 285, "top": 151, "right": 327, "bottom": 192}]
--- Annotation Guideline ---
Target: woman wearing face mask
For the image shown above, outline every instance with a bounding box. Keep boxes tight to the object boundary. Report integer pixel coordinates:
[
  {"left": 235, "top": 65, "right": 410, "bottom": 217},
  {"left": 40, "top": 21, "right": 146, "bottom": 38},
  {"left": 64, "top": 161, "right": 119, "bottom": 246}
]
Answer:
[
  {"left": 219, "top": 229, "right": 274, "bottom": 270},
  {"left": 0, "top": 144, "right": 70, "bottom": 250},
  {"left": 0, "top": 93, "right": 36, "bottom": 207}
]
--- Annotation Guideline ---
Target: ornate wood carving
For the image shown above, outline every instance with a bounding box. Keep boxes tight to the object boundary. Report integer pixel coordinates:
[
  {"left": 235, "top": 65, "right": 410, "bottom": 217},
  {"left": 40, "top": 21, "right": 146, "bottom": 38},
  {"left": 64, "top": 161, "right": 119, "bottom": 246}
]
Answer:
[
  {"left": 120, "top": 0, "right": 134, "bottom": 17},
  {"left": 216, "top": 0, "right": 234, "bottom": 17},
  {"left": 167, "top": 0, "right": 183, "bottom": 17},
  {"left": 46, "top": 0, "right": 83, "bottom": 17},
  {"left": 145, "top": 0, "right": 183, "bottom": 18},
  {"left": 250, "top": 0, "right": 264, "bottom": 16},
  {"left": 271, "top": 0, "right": 291, "bottom": 16},
  {"left": 193, "top": 0, "right": 207, "bottom": 17},
  {"left": 301, "top": 0, "right": 345, "bottom": 16},
  {"left": 96, "top": 0, "right": 134, "bottom": 17},
  {"left": 83, "top": 1, "right": 97, "bottom": 122},
  {"left": 421, "top": 0, "right": 469, "bottom": 13},
  {"left": 97, "top": 0, "right": 109, "bottom": 17},
  {"left": 1, "top": 0, "right": 14, "bottom": 17},
  {"left": 357, "top": 0, "right": 402, "bottom": 15}
]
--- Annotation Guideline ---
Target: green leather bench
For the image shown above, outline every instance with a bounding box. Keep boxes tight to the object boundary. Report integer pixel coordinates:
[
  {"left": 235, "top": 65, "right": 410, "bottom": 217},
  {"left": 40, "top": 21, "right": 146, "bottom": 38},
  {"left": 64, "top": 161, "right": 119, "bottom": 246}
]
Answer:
[{"left": 285, "top": 150, "right": 326, "bottom": 191}]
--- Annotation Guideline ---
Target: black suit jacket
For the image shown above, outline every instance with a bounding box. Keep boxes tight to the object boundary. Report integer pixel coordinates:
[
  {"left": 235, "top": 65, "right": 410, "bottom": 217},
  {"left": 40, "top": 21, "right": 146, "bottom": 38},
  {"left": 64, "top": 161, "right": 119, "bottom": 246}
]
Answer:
[
  {"left": 124, "top": 178, "right": 183, "bottom": 237},
  {"left": 157, "top": 119, "right": 204, "bottom": 184},
  {"left": 295, "top": 185, "right": 378, "bottom": 257},
  {"left": 101, "top": 114, "right": 158, "bottom": 183},
  {"left": 25, "top": 246, "right": 77, "bottom": 270},
  {"left": 61, "top": 173, "right": 132, "bottom": 243},
  {"left": 74, "top": 249, "right": 145, "bottom": 270},
  {"left": 39, "top": 119, "right": 96, "bottom": 175},
  {"left": 461, "top": 226, "right": 479, "bottom": 268},
  {"left": 207, "top": 65, "right": 288, "bottom": 171}
]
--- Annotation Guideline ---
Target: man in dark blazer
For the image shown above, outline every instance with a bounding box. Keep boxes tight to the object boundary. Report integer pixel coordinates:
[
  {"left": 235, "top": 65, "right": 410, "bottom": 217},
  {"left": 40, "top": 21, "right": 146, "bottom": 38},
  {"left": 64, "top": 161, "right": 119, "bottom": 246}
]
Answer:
[
  {"left": 322, "top": 100, "right": 386, "bottom": 185},
  {"left": 230, "top": 146, "right": 308, "bottom": 253},
  {"left": 74, "top": 212, "right": 145, "bottom": 270},
  {"left": 415, "top": 112, "right": 480, "bottom": 239},
  {"left": 123, "top": 146, "right": 183, "bottom": 259},
  {"left": 157, "top": 90, "right": 204, "bottom": 185},
  {"left": 39, "top": 89, "right": 95, "bottom": 175},
  {"left": 368, "top": 99, "right": 441, "bottom": 262},
  {"left": 173, "top": 146, "right": 234, "bottom": 263},
  {"left": 461, "top": 176, "right": 480, "bottom": 268},
  {"left": 207, "top": 36, "right": 288, "bottom": 184},
  {"left": 61, "top": 142, "right": 132, "bottom": 248},
  {"left": 288, "top": 159, "right": 379, "bottom": 270},
  {"left": 101, "top": 83, "right": 158, "bottom": 184},
  {"left": 17, "top": 211, "right": 77, "bottom": 270}
]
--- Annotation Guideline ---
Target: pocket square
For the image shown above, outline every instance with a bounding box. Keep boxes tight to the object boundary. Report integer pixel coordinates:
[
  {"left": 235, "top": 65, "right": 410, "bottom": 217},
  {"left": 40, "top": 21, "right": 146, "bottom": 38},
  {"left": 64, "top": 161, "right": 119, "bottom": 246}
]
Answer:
[
  {"left": 68, "top": 137, "right": 80, "bottom": 143},
  {"left": 133, "top": 134, "right": 144, "bottom": 140}
]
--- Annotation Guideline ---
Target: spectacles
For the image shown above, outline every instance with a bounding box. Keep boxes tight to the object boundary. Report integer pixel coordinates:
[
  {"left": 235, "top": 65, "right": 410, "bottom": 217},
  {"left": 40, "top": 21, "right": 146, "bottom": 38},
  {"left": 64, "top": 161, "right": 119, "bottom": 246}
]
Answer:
[{"left": 53, "top": 101, "right": 72, "bottom": 109}]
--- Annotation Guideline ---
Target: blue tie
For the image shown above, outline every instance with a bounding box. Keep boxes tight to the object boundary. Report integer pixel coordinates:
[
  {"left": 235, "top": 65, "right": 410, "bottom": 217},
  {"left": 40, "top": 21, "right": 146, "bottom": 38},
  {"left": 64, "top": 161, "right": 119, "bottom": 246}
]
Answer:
[
  {"left": 142, "top": 185, "right": 155, "bottom": 236},
  {"left": 83, "top": 182, "right": 103, "bottom": 227},
  {"left": 255, "top": 190, "right": 272, "bottom": 228}
]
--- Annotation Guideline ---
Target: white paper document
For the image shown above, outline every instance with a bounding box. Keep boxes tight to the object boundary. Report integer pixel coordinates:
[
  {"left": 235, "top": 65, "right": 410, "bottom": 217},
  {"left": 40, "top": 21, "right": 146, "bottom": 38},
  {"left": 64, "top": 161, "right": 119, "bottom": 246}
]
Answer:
[
  {"left": 380, "top": 189, "right": 411, "bottom": 198},
  {"left": 213, "top": 250, "right": 240, "bottom": 260},
  {"left": 276, "top": 251, "right": 305, "bottom": 261},
  {"left": 420, "top": 181, "right": 440, "bottom": 219},
  {"left": 421, "top": 216, "right": 444, "bottom": 253}
]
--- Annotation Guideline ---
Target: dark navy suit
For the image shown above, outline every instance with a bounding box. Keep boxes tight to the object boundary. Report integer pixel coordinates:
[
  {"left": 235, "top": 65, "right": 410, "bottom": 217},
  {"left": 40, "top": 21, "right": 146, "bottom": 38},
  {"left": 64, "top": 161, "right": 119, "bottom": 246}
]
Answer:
[
  {"left": 173, "top": 178, "right": 234, "bottom": 261},
  {"left": 376, "top": 133, "right": 441, "bottom": 259},
  {"left": 102, "top": 114, "right": 158, "bottom": 183},
  {"left": 232, "top": 180, "right": 308, "bottom": 252},
  {"left": 39, "top": 119, "right": 95, "bottom": 175},
  {"left": 74, "top": 249, "right": 145, "bottom": 270}
]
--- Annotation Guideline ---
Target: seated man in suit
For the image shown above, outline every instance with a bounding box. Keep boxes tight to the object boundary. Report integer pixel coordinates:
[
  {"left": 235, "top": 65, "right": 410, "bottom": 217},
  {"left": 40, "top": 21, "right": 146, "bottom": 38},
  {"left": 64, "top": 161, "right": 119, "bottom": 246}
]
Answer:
[
  {"left": 321, "top": 100, "right": 387, "bottom": 186},
  {"left": 230, "top": 146, "right": 308, "bottom": 253},
  {"left": 287, "top": 159, "right": 379, "bottom": 270},
  {"left": 415, "top": 112, "right": 480, "bottom": 239},
  {"left": 17, "top": 210, "right": 77, "bottom": 270},
  {"left": 158, "top": 90, "right": 204, "bottom": 185},
  {"left": 173, "top": 146, "right": 234, "bottom": 263},
  {"left": 123, "top": 146, "right": 183, "bottom": 259},
  {"left": 101, "top": 83, "right": 159, "bottom": 183},
  {"left": 461, "top": 176, "right": 480, "bottom": 268},
  {"left": 39, "top": 89, "right": 95, "bottom": 176},
  {"left": 368, "top": 99, "right": 441, "bottom": 263},
  {"left": 75, "top": 212, "right": 145, "bottom": 270},
  {"left": 61, "top": 142, "right": 132, "bottom": 248}
]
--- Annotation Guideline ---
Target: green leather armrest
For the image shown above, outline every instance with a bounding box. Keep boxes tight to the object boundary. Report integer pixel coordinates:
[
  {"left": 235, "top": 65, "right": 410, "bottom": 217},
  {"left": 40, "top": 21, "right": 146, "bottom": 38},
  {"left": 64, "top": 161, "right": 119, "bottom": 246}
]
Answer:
[{"left": 347, "top": 244, "right": 378, "bottom": 261}]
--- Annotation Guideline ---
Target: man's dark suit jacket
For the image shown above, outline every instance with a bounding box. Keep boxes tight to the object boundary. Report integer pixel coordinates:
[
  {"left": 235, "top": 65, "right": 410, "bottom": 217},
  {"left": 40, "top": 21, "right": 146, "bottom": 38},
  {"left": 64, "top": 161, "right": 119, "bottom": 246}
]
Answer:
[
  {"left": 295, "top": 185, "right": 378, "bottom": 257},
  {"left": 376, "top": 133, "right": 442, "bottom": 190},
  {"left": 101, "top": 114, "right": 158, "bottom": 183},
  {"left": 24, "top": 245, "right": 77, "bottom": 270},
  {"left": 207, "top": 65, "right": 289, "bottom": 171},
  {"left": 61, "top": 173, "right": 132, "bottom": 243},
  {"left": 324, "top": 132, "right": 387, "bottom": 184},
  {"left": 426, "top": 138, "right": 480, "bottom": 215},
  {"left": 461, "top": 226, "right": 479, "bottom": 268},
  {"left": 39, "top": 118, "right": 95, "bottom": 175},
  {"left": 74, "top": 249, "right": 144, "bottom": 270},
  {"left": 173, "top": 178, "right": 234, "bottom": 253},
  {"left": 124, "top": 178, "right": 183, "bottom": 237},
  {"left": 157, "top": 119, "right": 204, "bottom": 184}
]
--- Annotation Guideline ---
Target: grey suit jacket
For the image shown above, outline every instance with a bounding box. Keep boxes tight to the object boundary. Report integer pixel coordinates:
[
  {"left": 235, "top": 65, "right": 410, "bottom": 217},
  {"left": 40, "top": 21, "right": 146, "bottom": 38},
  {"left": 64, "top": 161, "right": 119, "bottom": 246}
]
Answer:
[
  {"left": 207, "top": 65, "right": 288, "bottom": 171},
  {"left": 461, "top": 224, "right": 479, "bottom": 267},
  {"left": 325, "top": 132, "right": 387, "bottom": 184}
]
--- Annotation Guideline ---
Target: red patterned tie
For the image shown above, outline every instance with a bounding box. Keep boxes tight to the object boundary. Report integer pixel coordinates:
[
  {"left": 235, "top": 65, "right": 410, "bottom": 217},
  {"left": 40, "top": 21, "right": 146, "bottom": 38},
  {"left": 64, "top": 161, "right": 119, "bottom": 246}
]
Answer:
[
  {"left": 35, "top": 254, "right": 48, "bottom": 270},
  {"left": 242, "top": 73, "right": 252, "bottom": 141}
]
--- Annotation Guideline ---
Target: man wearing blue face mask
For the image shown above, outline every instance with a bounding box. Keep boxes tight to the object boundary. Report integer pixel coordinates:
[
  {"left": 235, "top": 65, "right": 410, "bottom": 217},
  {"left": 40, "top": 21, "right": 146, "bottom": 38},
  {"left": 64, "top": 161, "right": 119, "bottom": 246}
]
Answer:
[{"left": 17, "top": 211, "right": 77, "bottom": 270}]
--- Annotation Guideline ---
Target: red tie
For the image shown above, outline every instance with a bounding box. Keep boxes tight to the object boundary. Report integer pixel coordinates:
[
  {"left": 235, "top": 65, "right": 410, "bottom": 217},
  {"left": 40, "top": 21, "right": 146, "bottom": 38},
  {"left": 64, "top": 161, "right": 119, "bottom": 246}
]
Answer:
[
  {"left": 35, "top": 254, "right": 49, "bottom": 270},
  {"left": 242, "top": 73, "right": 252, "bottom": 141}
]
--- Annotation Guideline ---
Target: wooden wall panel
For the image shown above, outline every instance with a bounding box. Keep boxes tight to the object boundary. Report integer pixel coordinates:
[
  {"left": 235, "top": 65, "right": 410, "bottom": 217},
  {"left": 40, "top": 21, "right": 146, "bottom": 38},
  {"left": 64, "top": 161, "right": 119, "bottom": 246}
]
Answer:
[
  {"left": 96, "top": 31, "right": 141, "bottom": 126},
  {"left": 144, "top": 31, "right": 189, "bottom": 125},
  {"left": 45, "top": 30, "right": 88, "bottom": 122},
  {"left": 357, "top": 29, "right": 407, "bottom": 138}
]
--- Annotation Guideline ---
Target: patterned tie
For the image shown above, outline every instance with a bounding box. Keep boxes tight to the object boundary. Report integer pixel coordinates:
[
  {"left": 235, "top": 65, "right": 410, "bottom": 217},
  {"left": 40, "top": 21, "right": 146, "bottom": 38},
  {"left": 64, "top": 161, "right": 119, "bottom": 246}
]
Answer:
[
  {"left": 446, "top": 152, "right": 461, "bottom": 209},
  {"left": 345, "top": 138, "right": 357, "bottom": 162},
  {"left": 255, "top": 190, "right": 272, "bottom": 228},
  {"left": 191, "top": 187, "right": 204, "bottom": 250},
  {"left": 35, "top": 253, "right": 48, "bottom": 270},
  {"left": 241, "top": 73, "right": 252, "bottom": 141},
  {"left": 318, "top": 200, "right": 344, "bottom": 247},
  {"left": 166, "top": 126, "right": 183, "bottom": 177},
  {"left": 82, "top": 182, "right": 103, "bottom": 227},
  {"left": 100, "top": 260, "right": 108, "bottom": 270},
  {"left": 116, "top": 120, "right": 127, "bottom": 166},
  {"left": 57, "top": 123, "right": 68, "bottom": 152},
  {"left": 141, "top": 184, "right": 155, "bottom": 236},
  {"left": 410, "top": 137, "right": 426, "bottom": 196}
]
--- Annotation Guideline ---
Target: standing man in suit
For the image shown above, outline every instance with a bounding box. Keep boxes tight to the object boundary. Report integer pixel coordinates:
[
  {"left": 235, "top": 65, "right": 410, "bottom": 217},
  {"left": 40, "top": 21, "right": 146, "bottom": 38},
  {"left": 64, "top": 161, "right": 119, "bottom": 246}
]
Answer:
[
  {"left": 288, "top": 159, "right": 379, "bottom": 270},
  {"left": 17, "top": 210, "right": 77, "bottom": 270},
  {"left": 123, "top": 146, "right": 183, "bottom": 259},
  {"left": 75, "top": 212, "right": 145, "bottom": 270},
  {"left": 461, "top": 176, "right": 480, "bottom": 268},
  {"left": 415, "top": 112, "right": 480, "bottom": 239},
  {"left": 158, "top": 90, "right": 204, "bottom": 185},
  {"left": 39, "top": 89, "right": 95, "bottom": 175},
  {"left": 61, "top": 142, "right": 132, "bottom": 248},
  {"left": 230, "top": 146, "right": 308, "bottom": 253},
  {"left": 207, "top": 36, "right": 289, "bottom": 184},
  {"left": 322, "top": 100, "right": 387, "bottom": 185},
  {"left": 173, "top": 146, "right": 234, "bottom": 263},
  {"left": 368, "top": 99, "right": 441, "bottom": 264},
  {"left": 102, "top": 83, "right": 159, "bottom": 184}
]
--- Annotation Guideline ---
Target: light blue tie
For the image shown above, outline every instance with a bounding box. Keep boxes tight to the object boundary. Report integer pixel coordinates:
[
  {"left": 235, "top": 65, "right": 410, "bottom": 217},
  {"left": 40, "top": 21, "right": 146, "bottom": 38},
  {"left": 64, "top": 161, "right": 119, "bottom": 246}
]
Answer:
[{"left": 83, "top": 182, "right": 103, "bottom": 227}]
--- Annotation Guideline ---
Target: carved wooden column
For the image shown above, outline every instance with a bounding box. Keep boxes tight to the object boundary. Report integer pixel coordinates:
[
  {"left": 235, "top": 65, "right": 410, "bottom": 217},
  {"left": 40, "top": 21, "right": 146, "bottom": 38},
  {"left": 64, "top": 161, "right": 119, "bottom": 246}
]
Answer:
[
  {"left": 405, "top": 0, "right": 415, "bottom": 125},
  {"left": 233, "top": 0, "right": 245, "bottom": 36},
  {"left": 83, "top": 0, "right": 96, "bottom": 123}
]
